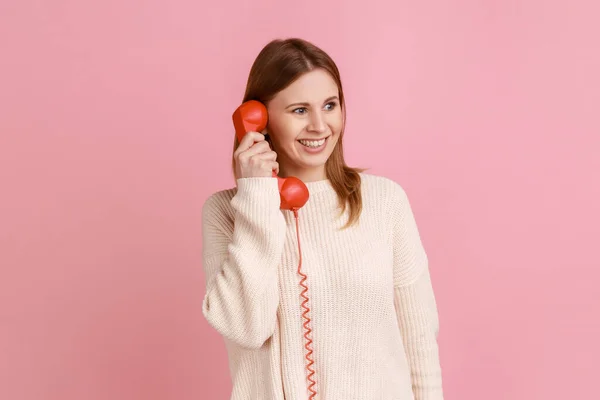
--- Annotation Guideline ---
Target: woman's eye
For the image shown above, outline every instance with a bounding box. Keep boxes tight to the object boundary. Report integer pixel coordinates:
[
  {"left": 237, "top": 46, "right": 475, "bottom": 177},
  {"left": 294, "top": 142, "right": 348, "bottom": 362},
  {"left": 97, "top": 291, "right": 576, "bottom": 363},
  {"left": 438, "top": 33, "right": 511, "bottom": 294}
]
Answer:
[{"left": 293, "top": 102, "right": 337, "bottom": 114}]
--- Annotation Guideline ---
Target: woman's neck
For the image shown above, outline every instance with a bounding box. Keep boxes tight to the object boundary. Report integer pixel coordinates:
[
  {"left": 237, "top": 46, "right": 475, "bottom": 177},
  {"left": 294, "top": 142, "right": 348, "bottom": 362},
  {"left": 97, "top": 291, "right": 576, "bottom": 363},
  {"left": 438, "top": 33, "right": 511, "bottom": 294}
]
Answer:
[{"left": 278, "top": 166, "right": 327, "bottom": 183}]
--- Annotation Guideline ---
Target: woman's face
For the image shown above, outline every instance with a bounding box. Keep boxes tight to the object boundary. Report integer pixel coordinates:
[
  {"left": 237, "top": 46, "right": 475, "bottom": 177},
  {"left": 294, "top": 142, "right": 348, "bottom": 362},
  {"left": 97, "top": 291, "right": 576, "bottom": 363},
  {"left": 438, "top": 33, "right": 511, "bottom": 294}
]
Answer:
[{"left": 266, "top": 68, "right": 343, "bottom": 181}]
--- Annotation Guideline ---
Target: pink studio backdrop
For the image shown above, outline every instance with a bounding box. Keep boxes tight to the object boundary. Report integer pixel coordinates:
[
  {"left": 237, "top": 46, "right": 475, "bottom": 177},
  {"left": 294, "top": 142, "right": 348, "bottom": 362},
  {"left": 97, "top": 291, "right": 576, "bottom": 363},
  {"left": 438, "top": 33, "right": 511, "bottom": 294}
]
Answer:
[{"left": 1, "top": 1, "right": 599, "bottom": 399}]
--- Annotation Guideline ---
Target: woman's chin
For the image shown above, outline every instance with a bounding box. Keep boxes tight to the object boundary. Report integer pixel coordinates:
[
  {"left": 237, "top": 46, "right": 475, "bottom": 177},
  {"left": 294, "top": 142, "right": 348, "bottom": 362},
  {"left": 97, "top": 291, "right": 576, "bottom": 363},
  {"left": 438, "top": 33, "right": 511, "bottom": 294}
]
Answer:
[{"left": 297, "top": 151, "right": 331, "bottom": 168}]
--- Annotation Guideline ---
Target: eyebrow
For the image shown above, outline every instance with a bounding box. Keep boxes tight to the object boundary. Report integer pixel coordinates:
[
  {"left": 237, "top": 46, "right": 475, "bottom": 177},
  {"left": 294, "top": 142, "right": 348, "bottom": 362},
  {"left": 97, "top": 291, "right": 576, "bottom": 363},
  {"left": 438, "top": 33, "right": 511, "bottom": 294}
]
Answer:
[{"left": 285, "top": 96, "right": 339, "bottom": 109}]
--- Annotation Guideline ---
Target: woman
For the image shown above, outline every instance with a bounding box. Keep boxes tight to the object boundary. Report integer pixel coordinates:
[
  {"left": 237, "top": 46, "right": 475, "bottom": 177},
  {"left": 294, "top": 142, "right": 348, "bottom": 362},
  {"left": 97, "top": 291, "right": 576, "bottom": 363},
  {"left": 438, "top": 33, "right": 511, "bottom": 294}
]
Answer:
[{"left": 201, "top": 38, "right": 444, "bottom": 400}]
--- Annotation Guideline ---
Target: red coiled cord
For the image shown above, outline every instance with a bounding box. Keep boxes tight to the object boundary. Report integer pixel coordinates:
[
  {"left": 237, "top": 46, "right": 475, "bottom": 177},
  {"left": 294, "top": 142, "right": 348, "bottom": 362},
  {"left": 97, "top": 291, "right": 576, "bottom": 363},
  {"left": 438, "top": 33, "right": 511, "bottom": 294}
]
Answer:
[{"left": 292, "top": 209, "right": 317, "bottom": 400}]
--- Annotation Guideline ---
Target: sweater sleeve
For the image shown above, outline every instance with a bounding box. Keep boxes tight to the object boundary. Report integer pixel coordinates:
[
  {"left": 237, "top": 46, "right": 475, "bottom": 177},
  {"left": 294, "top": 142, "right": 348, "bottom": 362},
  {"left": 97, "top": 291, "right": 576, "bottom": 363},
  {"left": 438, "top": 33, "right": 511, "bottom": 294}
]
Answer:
[
  {"left": 201, "top": 177, "right": 287, "bottom": 349},
  {"left": 391, "top": 184, "right": 444, "bottom": 400}
]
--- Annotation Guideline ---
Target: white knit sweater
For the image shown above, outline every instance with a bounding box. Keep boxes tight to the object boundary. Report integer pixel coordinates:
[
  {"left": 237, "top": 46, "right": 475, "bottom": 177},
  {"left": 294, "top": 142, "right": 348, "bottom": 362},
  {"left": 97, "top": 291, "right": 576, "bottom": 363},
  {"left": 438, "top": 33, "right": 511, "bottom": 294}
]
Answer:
[{"left": 201, "top": 173, "right": 443, "bottom": 399}]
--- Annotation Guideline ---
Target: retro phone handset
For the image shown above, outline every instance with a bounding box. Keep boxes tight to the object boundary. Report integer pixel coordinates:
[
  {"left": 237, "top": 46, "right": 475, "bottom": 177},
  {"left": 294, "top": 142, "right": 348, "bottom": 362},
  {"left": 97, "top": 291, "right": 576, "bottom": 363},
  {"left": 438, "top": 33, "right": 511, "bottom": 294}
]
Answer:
[{"left": 233, "top": 100, "right": 317, "bottom": 399}]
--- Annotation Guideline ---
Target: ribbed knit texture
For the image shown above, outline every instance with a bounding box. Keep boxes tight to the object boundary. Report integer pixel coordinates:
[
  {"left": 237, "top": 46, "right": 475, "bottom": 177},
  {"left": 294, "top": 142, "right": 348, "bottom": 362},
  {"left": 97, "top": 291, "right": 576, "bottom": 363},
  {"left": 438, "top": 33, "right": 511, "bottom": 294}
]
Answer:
[{"left": 201, "top": 173, "right": 443, "bottom": 400}]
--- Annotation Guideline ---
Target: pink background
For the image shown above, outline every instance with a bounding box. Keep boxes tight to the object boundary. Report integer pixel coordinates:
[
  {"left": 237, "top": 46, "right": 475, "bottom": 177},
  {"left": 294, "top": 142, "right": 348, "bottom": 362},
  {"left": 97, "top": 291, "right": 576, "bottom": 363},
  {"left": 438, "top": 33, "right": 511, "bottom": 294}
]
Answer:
[{"left": 1, "top": 1, "right": 599, "bottom": 399}]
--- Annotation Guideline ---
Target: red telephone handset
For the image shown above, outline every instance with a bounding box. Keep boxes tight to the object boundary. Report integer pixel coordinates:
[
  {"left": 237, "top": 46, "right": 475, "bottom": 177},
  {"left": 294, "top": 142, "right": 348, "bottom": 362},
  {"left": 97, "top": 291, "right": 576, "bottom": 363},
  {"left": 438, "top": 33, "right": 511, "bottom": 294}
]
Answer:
[
  {"left": 232, "top": 100, "right": 309, "bottom": 211},
  {"left": 232, "top": 100, "right": 317, "bottom": 399}
]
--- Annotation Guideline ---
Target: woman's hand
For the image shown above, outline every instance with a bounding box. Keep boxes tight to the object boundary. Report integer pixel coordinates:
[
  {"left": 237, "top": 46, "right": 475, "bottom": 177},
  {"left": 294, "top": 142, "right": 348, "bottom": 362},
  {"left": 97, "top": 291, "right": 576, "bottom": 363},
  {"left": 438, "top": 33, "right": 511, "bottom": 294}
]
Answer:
[{"left": 234, "top": 132, "right": 279, "bottom": 179}]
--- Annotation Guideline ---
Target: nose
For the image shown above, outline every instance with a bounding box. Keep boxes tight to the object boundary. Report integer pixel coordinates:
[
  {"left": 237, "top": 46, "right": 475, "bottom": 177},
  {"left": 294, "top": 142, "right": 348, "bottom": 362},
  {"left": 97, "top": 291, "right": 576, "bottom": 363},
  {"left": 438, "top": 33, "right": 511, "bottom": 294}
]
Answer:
[{"left": 307, "top": 111, "right": 326, "bottom": 133}]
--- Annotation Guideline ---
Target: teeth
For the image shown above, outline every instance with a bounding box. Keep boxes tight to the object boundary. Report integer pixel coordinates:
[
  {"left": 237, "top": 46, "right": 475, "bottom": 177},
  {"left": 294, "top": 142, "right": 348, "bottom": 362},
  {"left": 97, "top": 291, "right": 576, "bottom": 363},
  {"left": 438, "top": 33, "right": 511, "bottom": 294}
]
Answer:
[{"left": 299, "top": 138, "right": 326, "bottom": 148}]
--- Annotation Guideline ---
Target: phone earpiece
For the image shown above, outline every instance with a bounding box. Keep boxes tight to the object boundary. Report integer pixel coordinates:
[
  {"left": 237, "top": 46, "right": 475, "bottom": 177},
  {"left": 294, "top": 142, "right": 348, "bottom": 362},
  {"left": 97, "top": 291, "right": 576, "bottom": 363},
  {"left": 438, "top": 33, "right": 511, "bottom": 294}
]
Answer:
[
  {"left": 232, "top": 100, "right": 268, "bottom": 143},
  {"left": 232, "top": 100, "right": 309, "bottom": 211}
]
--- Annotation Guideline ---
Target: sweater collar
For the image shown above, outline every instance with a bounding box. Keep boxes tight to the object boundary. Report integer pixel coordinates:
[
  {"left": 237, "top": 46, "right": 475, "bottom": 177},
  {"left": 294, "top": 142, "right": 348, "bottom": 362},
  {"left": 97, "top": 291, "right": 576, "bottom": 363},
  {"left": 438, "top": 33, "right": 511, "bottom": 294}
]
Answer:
[{"left": 304, "top": 178, "right": 333, "bottom": 194}]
